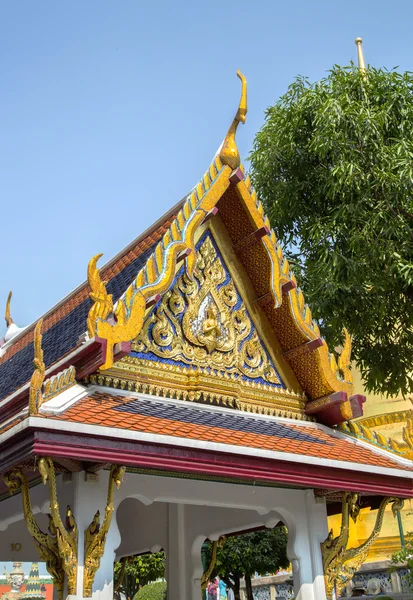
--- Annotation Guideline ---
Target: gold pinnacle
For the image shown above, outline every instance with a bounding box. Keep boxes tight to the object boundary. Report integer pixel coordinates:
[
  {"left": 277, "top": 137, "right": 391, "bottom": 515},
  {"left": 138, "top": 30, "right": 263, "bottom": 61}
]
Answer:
[{"left": 355, "top": 37, "right": 366, "bottom": 73}]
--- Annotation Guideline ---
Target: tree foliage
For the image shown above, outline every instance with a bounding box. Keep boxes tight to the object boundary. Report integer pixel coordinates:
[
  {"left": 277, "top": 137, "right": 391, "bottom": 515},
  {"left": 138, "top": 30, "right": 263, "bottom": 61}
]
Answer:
[
  {"left": 114, "top": 553, "right": 165, "bottom": 600},
  {"left": 391, "top": 532, "right": 413, "bottom": 591},
  {"left": 133, "top": 581, "right": 167, "bottom": 600},
  {"left": 250, "top": 65, "right": 413, "bottom": 396},
  {"left": 206, "top": 528, "right": 289, "bottom": 600}
]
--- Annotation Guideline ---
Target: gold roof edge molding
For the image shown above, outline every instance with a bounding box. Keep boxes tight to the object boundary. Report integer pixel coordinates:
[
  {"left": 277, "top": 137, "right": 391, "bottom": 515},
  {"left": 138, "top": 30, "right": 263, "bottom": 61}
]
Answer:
[{"left": 85, "top": 71, "right": 353, "bottom": 400}]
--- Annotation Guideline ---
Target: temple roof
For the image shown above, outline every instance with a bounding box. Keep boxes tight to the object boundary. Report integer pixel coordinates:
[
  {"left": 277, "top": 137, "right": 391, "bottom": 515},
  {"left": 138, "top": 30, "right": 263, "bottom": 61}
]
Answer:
[
  {"left": 40, "top": 388, "right": 412, "bottom": 476},
  {"left": 0, "top": 208, "right": 179, "bottom": 403}
]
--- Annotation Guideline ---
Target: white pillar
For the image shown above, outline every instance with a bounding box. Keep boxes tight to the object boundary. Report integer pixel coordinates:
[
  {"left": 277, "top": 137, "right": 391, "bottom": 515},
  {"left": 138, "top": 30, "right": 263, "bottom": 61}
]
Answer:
[
  {"left": 290, "top": 490, "right": 328, "bottom": 600},
  {"left": 68, "top": 470, "right": 121, "bottom": 600},
  {"left": 166, "top": 503, "right": 203, "bottom": 600}
]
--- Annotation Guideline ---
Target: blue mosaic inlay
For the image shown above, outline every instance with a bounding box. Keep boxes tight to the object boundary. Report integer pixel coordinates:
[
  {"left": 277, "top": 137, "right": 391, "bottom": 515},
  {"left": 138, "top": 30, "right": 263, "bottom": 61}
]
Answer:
[{"left": 131, "top": 231, "right": 285, "bottom": 388}]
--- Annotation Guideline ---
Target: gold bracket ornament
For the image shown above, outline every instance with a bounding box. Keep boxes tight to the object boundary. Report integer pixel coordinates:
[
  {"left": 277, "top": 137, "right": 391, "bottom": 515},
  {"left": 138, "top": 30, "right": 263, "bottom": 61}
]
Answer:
[
  {"left": 5, "top": 290, "right": 13, "bottom": 327},
  {"left": 87, "top": 254, "right": 114, "bottom": 338},
  {"left": 3, "top": 469, "right": 65, "bottom": 600},
  {"left": 29, "top": 320, "right": 46, "bottom": 415},
  {"left": 38, "top": 457, "right": 78, "bottom": 596},
  {"left": 201, "top": 537, "right": 226, "bottom": 590},
  {"left": 219, "top": 70, "right": 247, "bottom": 170},
  {"left": 335, "top": 497, "right": 404, "bottom": 595},
  {"left": 83, "top": 465, "right": 126, "bottom": 597},
  {"left": 321, "top": 492, "right": 360, "bottom": 598},
  {"left": 322, "top": 494, "right": 404, "bottom": 598}
]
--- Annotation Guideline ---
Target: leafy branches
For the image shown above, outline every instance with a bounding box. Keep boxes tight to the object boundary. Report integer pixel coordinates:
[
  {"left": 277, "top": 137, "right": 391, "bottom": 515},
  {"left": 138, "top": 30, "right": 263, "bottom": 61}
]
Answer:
[{"left": 250, "top": 65, "right": 413, "bottom": 396}]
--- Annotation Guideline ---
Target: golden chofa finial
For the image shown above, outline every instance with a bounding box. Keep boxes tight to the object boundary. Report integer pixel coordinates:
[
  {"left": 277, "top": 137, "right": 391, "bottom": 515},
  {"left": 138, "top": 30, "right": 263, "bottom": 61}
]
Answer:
[
  {"left": 355, "top": 37, "right": 366, "bottom": 73},
  {"left": 87, "top": 254, "right": 114, "bottom": 338},
  {"left": 5, "top": 291, "right": 13, "bottom": 327},
  {"left": 219, "top": 70, "right": 248, "bottom": 170}
]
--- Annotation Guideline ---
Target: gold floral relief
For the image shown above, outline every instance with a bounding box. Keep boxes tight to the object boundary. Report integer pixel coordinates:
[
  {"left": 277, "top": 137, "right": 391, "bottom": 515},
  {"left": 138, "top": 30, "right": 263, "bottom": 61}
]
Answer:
[{"left": 132, "top": 233, "right": 283, "bottom": 387}]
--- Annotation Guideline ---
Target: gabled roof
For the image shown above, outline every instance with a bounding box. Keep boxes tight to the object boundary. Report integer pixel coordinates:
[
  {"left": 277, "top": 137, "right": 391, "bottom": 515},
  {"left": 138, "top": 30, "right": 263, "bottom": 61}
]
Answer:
[
  {"left": 0, "top": 209, "right": 178, "bottom": 403},
  {"left": 0, "top": 72, "right": 364, "bottom": 427}
]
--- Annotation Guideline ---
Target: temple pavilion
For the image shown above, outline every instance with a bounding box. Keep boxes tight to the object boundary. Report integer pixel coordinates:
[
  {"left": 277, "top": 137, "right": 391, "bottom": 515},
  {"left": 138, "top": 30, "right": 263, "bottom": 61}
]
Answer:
[{"left": 1, "top": 64, "right": 412, "bottom": 600}]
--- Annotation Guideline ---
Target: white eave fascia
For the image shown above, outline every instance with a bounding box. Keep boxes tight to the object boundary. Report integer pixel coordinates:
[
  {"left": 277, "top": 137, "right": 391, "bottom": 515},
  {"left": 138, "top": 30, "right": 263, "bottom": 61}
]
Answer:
[{"left": 1, "top": 413, "right": 412, "bottom": 481}]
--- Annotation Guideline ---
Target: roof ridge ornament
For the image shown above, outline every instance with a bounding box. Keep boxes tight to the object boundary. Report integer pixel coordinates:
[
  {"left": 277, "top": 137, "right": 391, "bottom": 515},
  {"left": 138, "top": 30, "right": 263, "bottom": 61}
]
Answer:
[
  {"left": 29, "top": 319, "right": 46, "bottom": 415},
  {"left": 5, "top": 290, "right": 13, "bottom": 327},
  {"left": 219, "top": 70, "right": 248, "bottom": 170},
  {"left": 355, "top": 37, "right": 366, "bottom": 73},
  {"left": 87, "top": 254, "right": 114, "bottom": 338}
]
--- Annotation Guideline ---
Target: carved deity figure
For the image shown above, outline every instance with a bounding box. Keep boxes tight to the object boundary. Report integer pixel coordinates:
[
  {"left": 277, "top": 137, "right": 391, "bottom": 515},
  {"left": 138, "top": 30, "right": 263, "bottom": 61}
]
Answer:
[{"left": 2, "top": 563, "right": 26, "bottom": 600}]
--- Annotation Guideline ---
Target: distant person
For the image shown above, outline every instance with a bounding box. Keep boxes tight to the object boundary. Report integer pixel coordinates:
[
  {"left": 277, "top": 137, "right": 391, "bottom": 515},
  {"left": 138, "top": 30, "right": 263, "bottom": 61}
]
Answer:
[
  {"left": 207, "top": 579, "right": 218, "bottom": 600},
  {"left": 227, "top": 586, "right": 235, "bottom": 600},
  {"left": 219, "top": 578, "right": 227, "bottom": 599}
]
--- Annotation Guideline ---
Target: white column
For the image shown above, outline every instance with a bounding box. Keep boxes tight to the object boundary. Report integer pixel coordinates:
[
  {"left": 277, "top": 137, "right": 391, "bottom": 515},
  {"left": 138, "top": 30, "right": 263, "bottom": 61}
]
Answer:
[
  {"left": 68, "top": 471, "right": 120, "bottom": 600},
  {"left": 166, "top": 503, "right": 203, "bottom": 600},
  {"left": 290, "top": 490, "right": 328, "bottom": 600}
]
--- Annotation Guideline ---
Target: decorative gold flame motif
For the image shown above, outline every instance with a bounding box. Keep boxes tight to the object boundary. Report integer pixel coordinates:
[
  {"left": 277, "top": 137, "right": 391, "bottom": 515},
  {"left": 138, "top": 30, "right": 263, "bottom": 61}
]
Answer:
[
  {"left": 87, "top": 254, "right": 114, "bottom": 338},
  {"left": 29, "top": 319, "right": 46, "bottom": 415},
  {"left": 133, "top": 233, "right": 281, "bottom": 385},
  {"left": 5, "top": 290, "right": 13, "bottom": 327},
  {"left": 219, "top": 70, "right": 248, "bottom": 169},
  {"left": 337, "top": 328, "right": 353, "bottom": 383},
  {"left": 355, "top": 37, "right": 366, "bottom": 73}
]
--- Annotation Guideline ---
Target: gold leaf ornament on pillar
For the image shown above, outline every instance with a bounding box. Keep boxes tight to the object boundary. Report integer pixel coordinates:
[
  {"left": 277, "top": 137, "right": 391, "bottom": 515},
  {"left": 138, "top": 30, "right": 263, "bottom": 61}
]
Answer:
[
  {"left": 38, "top": 457, "right": 78, "bottom": 596},
  {"left": 3, "top": 468, "right": 65, "bottom": 600},
  {"left": 83, "top": 465, "right": 126, "bottom": 597}
]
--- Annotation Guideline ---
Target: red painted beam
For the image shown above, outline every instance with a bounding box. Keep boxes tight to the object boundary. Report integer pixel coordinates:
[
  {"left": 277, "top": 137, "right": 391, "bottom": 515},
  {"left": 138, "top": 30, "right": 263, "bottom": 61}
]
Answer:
[{"left": 29, "top": 431, "right": 413, "bottom": 498}]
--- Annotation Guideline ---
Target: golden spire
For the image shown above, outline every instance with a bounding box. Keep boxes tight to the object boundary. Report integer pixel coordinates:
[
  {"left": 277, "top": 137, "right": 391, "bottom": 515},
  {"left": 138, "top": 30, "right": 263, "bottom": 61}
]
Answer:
[
  {"left": 5, "top": 291, "right": 13, "bottom": 327},
  {"left": 355, "top": 37, "right": 366, "bottom": 73},
  {"left": 219, "top": 70, "right": 248, "bottom": 170}
]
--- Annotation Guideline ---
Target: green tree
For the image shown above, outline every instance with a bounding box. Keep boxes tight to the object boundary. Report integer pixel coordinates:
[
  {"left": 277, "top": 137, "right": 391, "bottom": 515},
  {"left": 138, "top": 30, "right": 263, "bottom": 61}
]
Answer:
[
  {"left": 206, "top": 528, "right": 289, "bottom": 600},
  {"left": 114, "top": 552, "right": 165, "bottom": 600},
  {"left": 391, "top": 532, "right": 413, "bottom": 591},
  {"left": 250, "top": 65, "right": 413, "bottom": 397}
]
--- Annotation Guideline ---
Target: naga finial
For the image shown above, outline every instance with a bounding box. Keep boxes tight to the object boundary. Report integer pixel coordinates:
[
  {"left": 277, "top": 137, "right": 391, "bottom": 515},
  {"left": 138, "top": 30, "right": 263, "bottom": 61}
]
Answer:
[
  {"left": 338, "top": 327, "right": 353, "bottom": 383},
  {"left": 87, "top": 254, "right": 114, "bottom": 338},
  {"left": 355, "top": 37, "right": 366, "bottom": 73},
  {"left": 29, "top": 319, "right": 46, "bottom": 415},
  {"left": 219, "top": 70, "right": 248, "bottom": 170},
  {"left": 5, "top": 290, "right": 13, "bottom": 327}
]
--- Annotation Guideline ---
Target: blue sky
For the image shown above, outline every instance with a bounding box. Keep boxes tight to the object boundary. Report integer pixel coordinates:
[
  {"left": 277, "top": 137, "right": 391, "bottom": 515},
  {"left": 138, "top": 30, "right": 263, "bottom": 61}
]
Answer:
[{"left": 1, "top": 0, "right": 412, "bottom": 327}]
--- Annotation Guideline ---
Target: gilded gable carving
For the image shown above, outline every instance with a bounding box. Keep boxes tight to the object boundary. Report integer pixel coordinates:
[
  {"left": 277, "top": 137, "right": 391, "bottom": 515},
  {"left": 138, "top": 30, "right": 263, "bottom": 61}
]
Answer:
[{"left": 132, "top": 232, "right": 284, "bottom": 388}]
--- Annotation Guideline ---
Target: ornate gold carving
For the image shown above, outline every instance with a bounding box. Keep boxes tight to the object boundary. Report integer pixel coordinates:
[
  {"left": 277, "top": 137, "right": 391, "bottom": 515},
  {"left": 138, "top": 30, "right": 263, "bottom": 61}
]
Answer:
[
  {"left": 95, "top": 156, "right": 232, "bottom": 370},
  {"left": 201, "top": 537, "right": 226, "bottom": 590},
  {"left": 83, "top": 465, "right": 125, "bottom": 597},
  {"left": 133, "top": 234, "right": 281, "bottom": 387},
  {"left": 239, "top": 173, "right": 354, "bottom": 398},
  {"left": 322, "top": 494, "right": 404, "bottom": 597},
  {"left": 3, "top": 469, "right": 65, "bottom": 600},
  {"left": 322, "top": 492, "right": 360, "bottom": 599},
  {"left": 29, "top": 320, "right": 45, "bottom": 416},
  {"left": 43, "top": 366, "right": 76, "bottom": 402},
  {"left": 87, "top": 254, "right": 114, "bottom": 338},
  {"left": 337, "top": 328, "right": 352, "bottom": 383},
  {"left": 219, "top": 70, "right": 247, "bottom": 170},
  {"left": 5, "top": 290, "right": 13, "bottom": 327},
  {"left": 357, "top": 409, "right": 413, "bottom": 430},
  {"left": 89, "top": 368, "right": 309, "bottom": 420},
  {"left": 38, "top": 457, "right": 78, "bottom": 596},
  {"left": 336, "top": 498, "right": 404, "bottom": 596}
]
